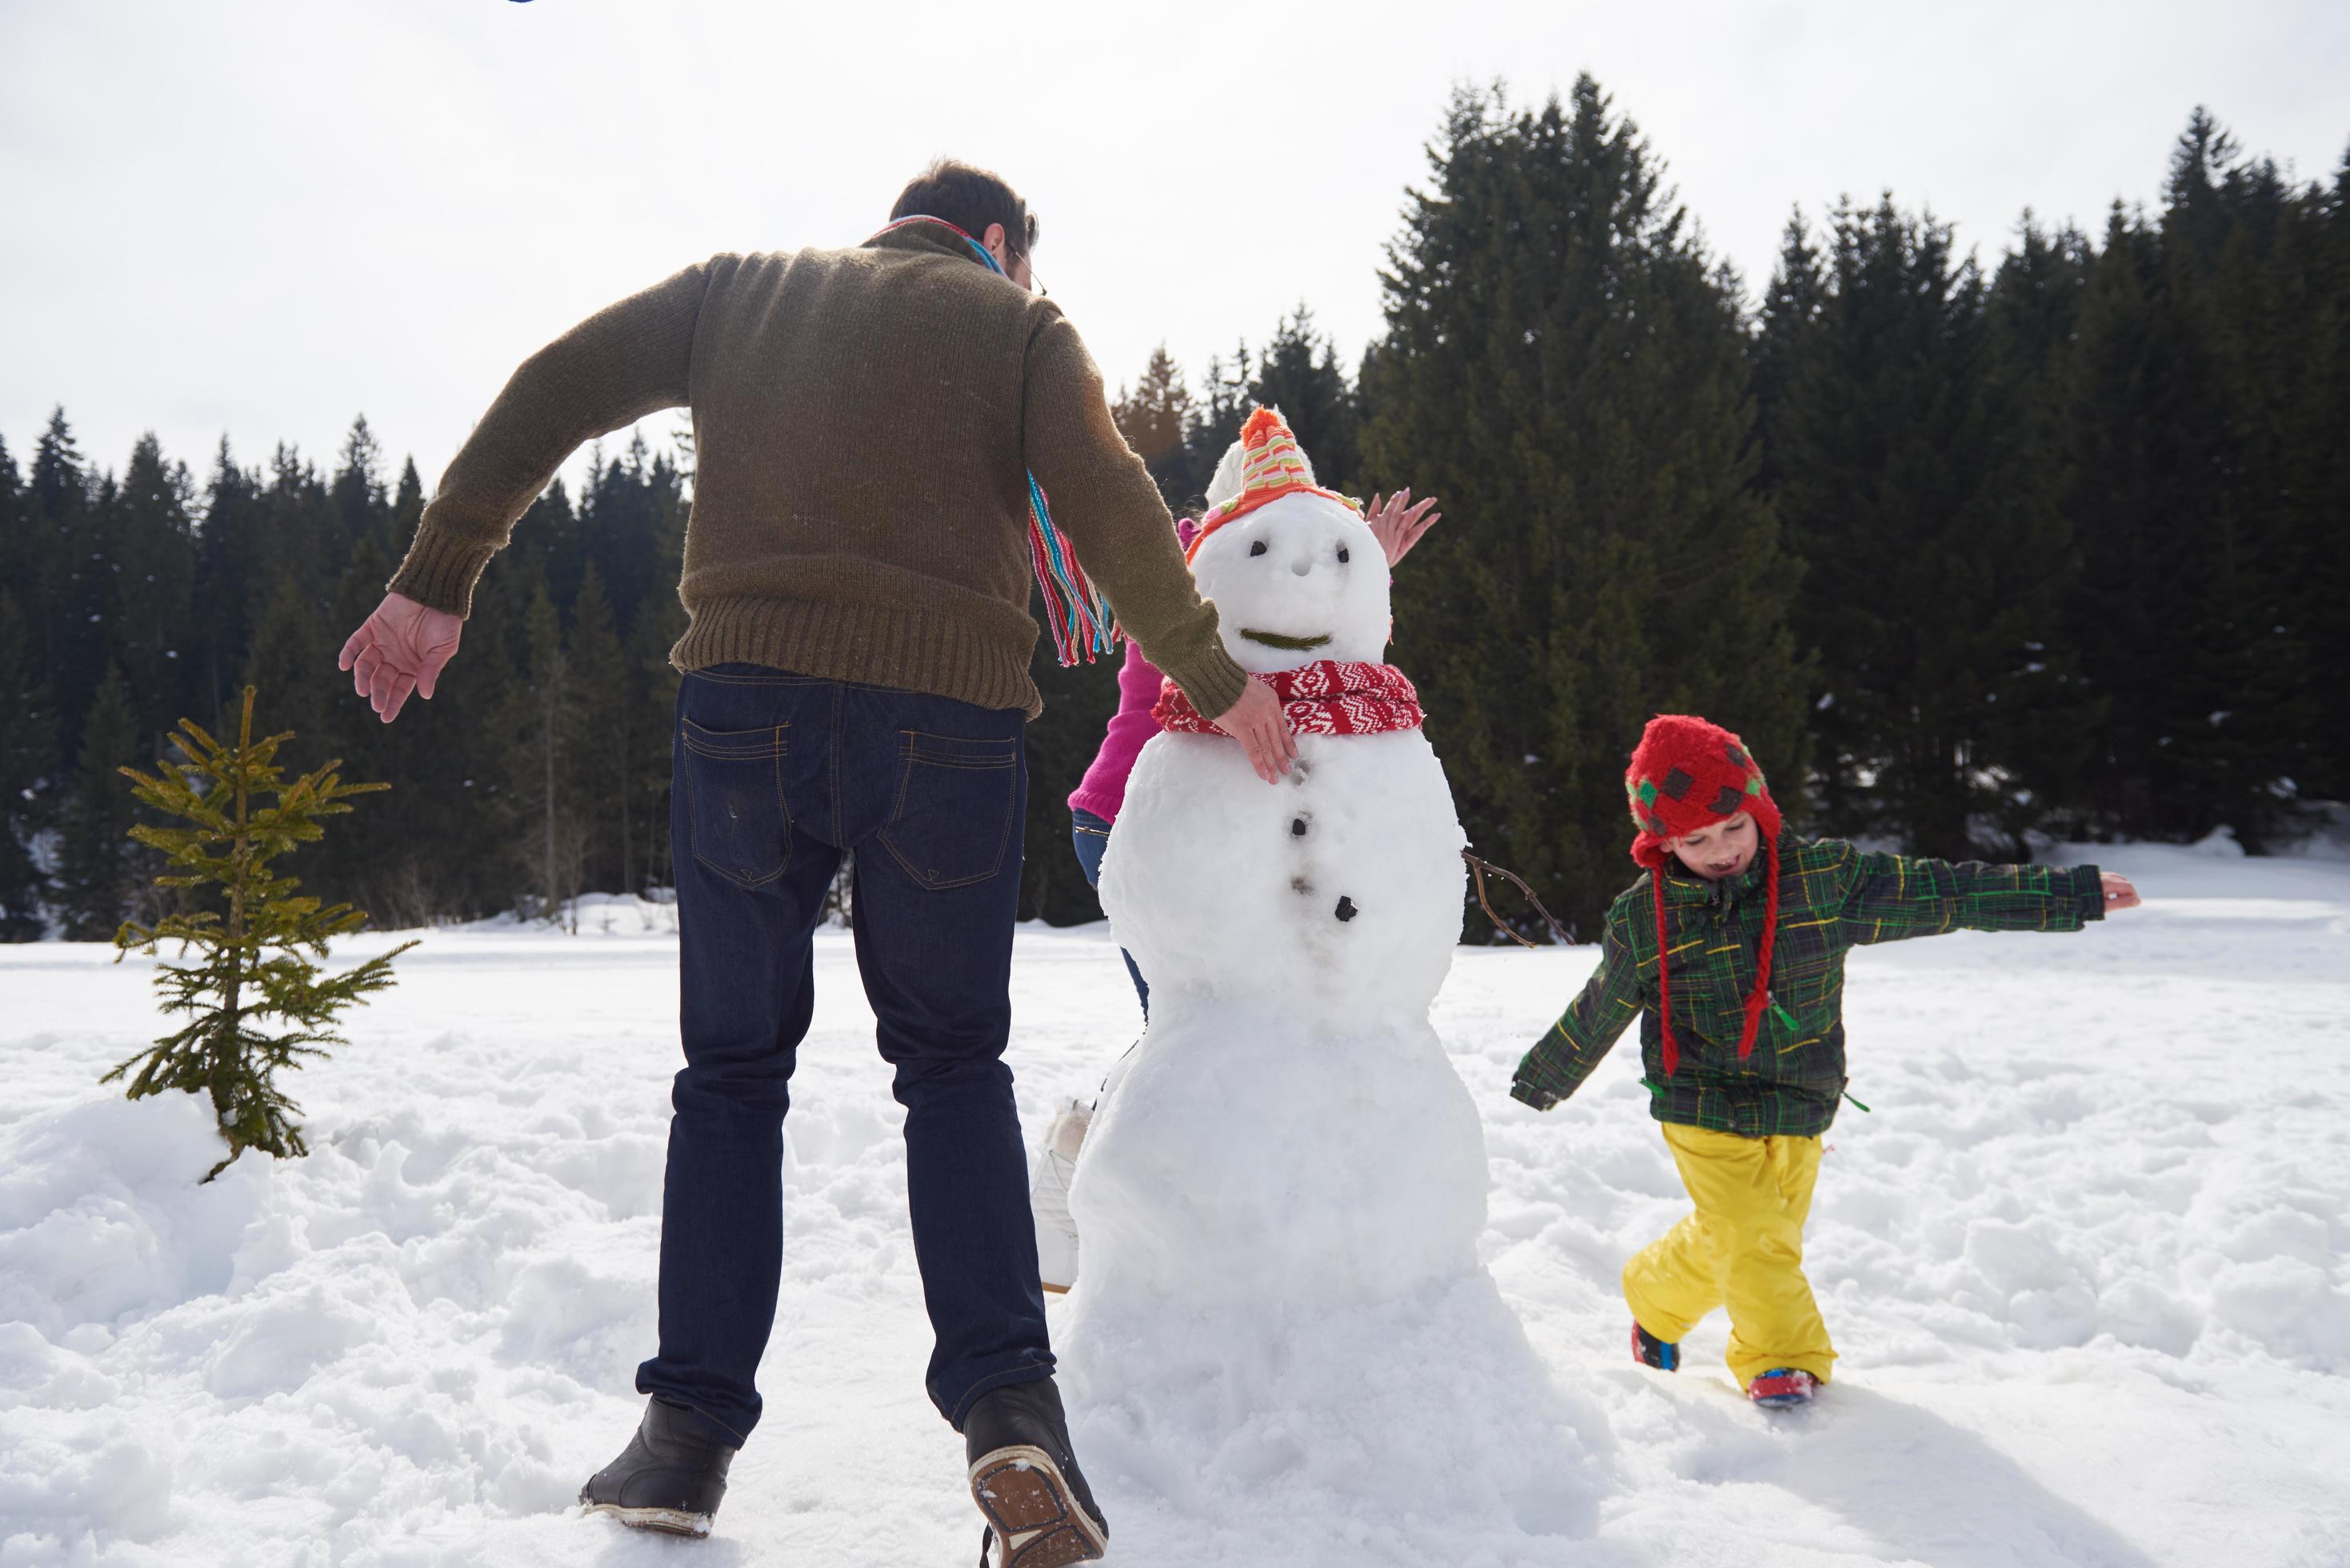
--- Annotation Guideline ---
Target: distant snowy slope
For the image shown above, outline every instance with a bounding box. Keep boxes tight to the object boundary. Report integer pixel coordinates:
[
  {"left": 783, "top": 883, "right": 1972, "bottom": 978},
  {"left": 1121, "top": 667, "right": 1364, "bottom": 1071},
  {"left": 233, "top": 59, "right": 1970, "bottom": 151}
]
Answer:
[{"left": 2, "top": 842, "right": 2344, "bottom": 1566}]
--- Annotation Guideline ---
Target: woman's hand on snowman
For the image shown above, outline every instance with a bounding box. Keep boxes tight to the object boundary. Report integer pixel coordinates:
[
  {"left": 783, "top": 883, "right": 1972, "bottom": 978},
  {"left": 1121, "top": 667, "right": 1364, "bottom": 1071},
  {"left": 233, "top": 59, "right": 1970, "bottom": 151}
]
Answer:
[
  {"left": 1365, "top": 489, "right": 1441, "bottom": 568},
  {"left": 1212, "top": 678, "right": 1297, "bottom": 784},
  {"left": 2100, "top": 872, "right": 2142, "bottom": 912}
]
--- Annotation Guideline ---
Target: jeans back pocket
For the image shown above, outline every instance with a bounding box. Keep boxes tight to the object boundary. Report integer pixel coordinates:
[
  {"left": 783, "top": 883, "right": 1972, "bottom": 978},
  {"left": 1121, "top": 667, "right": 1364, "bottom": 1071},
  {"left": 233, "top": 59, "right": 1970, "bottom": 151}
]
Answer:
[
  {"left": 682, "top": 718, "right": 792, "bottom": 889},
  {"left": 877, "top": 730, "right": 1022, "bottom": 891}
]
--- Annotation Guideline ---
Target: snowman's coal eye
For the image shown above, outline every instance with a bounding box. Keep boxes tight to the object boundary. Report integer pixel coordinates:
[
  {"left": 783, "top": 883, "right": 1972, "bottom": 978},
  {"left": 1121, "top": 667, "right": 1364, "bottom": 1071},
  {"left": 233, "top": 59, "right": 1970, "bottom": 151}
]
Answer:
[
  {"left": 1249, "top": 540, "right": 1267, "bottom": 557},
  {"left": 1337, "top": 546, "right": 1351, "bottom": 563}
]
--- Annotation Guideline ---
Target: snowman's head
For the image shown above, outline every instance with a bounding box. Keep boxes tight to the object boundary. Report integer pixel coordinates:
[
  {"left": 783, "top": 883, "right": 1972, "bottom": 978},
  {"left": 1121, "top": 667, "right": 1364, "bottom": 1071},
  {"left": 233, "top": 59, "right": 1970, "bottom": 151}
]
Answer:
[{"left": 1189, "top": 410, "right": 1387, "bottom": 673}]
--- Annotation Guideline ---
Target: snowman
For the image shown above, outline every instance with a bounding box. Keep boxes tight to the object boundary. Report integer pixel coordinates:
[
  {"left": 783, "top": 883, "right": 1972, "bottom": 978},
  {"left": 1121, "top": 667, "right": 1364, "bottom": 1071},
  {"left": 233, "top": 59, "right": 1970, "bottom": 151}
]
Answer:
[{"left": 1052, "top": 410, "right": 1600, "bottom": 1562}]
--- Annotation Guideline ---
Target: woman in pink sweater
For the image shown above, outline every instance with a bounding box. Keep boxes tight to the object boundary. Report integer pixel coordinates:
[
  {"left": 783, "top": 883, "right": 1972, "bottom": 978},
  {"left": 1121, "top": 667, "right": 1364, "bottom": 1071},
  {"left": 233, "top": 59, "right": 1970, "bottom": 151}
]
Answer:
[{"left": 1065, "top": 490, "right": 1442, "bottom": 1015}]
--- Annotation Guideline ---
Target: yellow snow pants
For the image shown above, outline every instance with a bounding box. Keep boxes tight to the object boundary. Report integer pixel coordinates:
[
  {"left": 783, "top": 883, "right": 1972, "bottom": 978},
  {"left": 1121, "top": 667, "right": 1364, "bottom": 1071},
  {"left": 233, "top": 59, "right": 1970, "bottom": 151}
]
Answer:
[{"left": 1621, "top": 1122, "right": 1838, "bottom": 1390}]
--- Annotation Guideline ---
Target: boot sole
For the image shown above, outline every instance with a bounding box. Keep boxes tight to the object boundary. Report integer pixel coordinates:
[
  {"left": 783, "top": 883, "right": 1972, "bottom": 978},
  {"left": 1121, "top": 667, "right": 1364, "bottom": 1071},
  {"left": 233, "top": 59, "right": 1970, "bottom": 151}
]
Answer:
[
  {"left": 581, "top": 1502, "right": 714, "bottom": 1538},
  {"left": 1750, "top": 1390, "right": 1816, "bottom": 1409},
  {"left": 970, "top": 1445, "right": 1108, "bottom": 1567}
]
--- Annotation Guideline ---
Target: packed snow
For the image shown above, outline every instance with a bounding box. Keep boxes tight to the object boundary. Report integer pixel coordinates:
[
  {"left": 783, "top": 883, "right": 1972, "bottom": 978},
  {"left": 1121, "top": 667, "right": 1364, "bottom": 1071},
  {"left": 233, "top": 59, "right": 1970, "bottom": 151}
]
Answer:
[{"left": 3, "top": 843, "right": 2348, "bottom": 1566}]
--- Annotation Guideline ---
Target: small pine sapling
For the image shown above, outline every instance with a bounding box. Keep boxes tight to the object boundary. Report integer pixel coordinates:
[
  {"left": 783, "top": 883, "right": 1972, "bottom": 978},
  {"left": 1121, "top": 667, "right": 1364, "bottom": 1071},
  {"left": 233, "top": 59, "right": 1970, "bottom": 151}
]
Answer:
[{"left": 107, "top": 686, "right": 418, "bottom": 1181}]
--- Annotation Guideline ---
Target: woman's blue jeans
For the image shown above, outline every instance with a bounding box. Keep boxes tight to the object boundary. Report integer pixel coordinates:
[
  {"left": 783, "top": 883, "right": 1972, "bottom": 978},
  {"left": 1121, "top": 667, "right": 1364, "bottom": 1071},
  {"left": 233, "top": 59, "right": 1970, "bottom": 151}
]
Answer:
[{"left": 634, "top": 666, "right": 1051, "bottom": 1440}]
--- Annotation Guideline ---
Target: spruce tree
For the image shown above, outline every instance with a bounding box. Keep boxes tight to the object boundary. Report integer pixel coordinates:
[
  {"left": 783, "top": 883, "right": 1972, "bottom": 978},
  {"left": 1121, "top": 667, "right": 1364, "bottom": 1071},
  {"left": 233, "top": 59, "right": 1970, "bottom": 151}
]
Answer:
[
  {"left": 309, "top": 535, "right": 406, "bottom": 909},
  {"left": 1364, "top": 79, "right": 1802, "bottom": 933},
  {"left": 30, "top": 410, "right": 112, "bottom": 748},
  {"left": 2148, "top": 115, "right": 2304, "bottom": 845},
  {"left": 507, "top": 579, "right": 579, "bottom": 920},
  {"left": 107, "top": 686, "right": 416, "bottom": 1181},
  {"left": 564, "top": 562, "right": 630, "bottom": 893},
  {"left": 1761, "top": 197, "right": 2069, "bottom": 857},
  {"left": 390, "top": 457, "right": 426, "bottom": 562},
  {"left": 1180, "top": 347, "right": 1255, "bottom": 511},
  {"left": 1977, "top": 218, "right": 2105, "bottom": 844},
  {"left": 1112, "top": 346, "right": 1198, "bottom": 510},
  {"left": 2184, "top": 133, "right": 2338, "bottom": 842},
  {"left": 58, "top": 662, "right": 143, "bottom": 939},
  {"left": 113, "top": 434, "right": 199, "bottom": 750},
  {"left": 578, "top": 437, "right": 674, "bottom": 634},
  {"left": 2050, "top": 114, "right": 2313, "bottom": 847},
  {"left": 0, "top": 433, "right": 26, "bottom": 593},
  {"left": 2299, "top": 148, "right": 2350, "bottom": 809},
  {"left": 260, "top": 444, "right": 329, "bottom": 606},
  {"left": 194, "top": 439, "right": 267, "bottom": 726},
  {"left": 624, "top": 582, "right": 686, "bottom": 897},
  {"left": 242, "top": 572, "right": 331, "bottom": 747},
  {"left": 330, "top": 416, "right": 393, "bottom": 559},
  {"left": 0, "top": 590, "right": 58, "bottom": 939}
]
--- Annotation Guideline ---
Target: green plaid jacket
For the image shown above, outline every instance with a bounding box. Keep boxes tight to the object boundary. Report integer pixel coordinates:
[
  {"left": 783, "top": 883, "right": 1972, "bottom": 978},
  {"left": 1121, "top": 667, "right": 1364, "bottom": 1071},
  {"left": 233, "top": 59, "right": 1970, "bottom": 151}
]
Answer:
[{"left": 1510, "top": 838, "right": 2104, "bottom": 1137}]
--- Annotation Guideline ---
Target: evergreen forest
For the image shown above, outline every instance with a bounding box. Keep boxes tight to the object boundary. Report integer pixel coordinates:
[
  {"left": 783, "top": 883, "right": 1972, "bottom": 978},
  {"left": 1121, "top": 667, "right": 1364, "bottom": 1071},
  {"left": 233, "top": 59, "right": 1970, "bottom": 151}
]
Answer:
[{"left": 5, "top": 79, "right": 2343, "bottom": 941}]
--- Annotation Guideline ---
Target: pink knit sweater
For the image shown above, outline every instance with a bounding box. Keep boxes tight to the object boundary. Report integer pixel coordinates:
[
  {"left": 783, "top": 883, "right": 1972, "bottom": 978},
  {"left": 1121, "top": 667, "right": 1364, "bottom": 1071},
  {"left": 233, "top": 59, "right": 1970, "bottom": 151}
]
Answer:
[{"left": 1068, "top": 520, "right": 1198, "bottom": 825}]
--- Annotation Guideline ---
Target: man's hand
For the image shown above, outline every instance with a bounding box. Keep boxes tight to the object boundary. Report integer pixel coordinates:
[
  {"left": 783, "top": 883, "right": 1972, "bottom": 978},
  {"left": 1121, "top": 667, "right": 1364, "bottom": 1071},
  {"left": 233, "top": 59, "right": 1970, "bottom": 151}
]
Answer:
[
  {"left": 2100, "top": 872, "right": 2142, "bottom": 912},
  {"left": 1364, "top": 488, "right": 1441, "bottom": 567},
  {"left": 338, "top": 592, "right": 462, "bottom": 724},
  {"left": 1210, "top": 678, "right": 1297, "bottom": 784}
]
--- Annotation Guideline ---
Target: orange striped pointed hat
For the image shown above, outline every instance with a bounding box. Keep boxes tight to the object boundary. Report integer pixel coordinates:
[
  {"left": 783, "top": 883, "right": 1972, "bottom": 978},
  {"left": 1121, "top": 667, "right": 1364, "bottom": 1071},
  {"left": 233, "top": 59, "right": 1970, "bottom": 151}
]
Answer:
[{"left": 1185, "top": 407, "right": 1361, "bottom": 562}]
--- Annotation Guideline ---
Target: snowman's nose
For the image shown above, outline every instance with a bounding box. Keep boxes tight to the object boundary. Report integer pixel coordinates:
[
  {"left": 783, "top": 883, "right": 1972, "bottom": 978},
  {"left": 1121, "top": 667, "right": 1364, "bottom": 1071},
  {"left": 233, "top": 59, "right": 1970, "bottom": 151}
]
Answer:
[{"left": 1291, "top": 556, "right": 1313, "bottom": 577}]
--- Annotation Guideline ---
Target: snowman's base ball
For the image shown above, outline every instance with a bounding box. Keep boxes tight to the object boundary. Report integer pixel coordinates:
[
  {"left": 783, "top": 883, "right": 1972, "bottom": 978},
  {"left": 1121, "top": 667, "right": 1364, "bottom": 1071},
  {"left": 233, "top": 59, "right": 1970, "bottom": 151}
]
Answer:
[{"left": 1067, "top": 998, "right": 1488, "bottom": 1311}]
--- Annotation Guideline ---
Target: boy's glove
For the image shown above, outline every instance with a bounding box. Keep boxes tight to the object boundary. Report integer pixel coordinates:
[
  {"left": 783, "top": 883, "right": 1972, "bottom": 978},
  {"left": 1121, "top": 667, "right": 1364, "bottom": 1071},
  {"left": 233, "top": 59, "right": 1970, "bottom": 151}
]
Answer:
[{"left": 1510, "top": 1077, "right": 1560, "bottom": 1111}]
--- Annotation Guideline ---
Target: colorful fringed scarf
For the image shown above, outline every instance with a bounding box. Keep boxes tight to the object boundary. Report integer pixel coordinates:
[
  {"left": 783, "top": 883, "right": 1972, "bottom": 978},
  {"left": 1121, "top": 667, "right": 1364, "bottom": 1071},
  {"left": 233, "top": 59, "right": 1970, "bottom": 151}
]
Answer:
[
  {"left": 1153, "top": 659, "right": 1426, "bottom": 738},
  {"left": 868, "top": 214, "right": 1119, "bottom": 666}
]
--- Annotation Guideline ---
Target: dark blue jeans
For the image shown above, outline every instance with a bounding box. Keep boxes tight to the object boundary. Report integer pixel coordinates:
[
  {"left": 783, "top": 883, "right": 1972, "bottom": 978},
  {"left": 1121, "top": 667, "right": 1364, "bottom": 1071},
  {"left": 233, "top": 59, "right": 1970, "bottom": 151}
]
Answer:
[
  {"left": 634, "top": 666, "right": 1051, "bottom": 1440},
  {"left": 1069, "top": 806, "right": 1148, "bottom": 1018}
]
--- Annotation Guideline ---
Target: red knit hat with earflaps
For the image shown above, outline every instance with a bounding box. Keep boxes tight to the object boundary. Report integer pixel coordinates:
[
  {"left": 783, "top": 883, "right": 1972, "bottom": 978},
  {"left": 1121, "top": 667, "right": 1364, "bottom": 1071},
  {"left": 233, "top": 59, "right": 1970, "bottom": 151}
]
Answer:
[{"left": 1624, "top": 715, "right": 1785, "bottom": 1078}]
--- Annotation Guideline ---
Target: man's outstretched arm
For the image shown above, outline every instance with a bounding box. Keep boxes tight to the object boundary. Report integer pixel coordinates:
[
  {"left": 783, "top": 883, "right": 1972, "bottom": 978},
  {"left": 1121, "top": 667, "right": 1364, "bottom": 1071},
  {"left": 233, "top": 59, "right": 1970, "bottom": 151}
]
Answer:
[{"left": 343, "top": 259, "right": 715, "bottom": 721}]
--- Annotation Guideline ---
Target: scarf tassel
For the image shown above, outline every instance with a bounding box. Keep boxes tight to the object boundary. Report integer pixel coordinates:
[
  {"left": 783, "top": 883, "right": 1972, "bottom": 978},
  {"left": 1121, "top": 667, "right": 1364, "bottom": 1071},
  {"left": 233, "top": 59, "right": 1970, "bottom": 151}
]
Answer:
[{"left": 1027, "top": 476, "right": 1119, "bottom": 666}]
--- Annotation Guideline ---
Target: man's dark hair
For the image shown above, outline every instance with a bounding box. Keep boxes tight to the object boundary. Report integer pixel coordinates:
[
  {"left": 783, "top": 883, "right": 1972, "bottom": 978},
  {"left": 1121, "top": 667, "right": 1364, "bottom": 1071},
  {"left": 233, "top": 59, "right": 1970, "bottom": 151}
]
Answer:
[{"left": 890, "top": 159, "right": 1040, "bottom": 260}]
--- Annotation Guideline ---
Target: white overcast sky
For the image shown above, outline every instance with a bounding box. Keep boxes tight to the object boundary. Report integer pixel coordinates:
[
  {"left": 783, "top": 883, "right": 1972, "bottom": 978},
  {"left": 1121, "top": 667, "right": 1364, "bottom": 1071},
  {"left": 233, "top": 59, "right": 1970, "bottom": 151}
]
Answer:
[{"left": 3, "top": 0, "right": 2345, "bottom": 501}]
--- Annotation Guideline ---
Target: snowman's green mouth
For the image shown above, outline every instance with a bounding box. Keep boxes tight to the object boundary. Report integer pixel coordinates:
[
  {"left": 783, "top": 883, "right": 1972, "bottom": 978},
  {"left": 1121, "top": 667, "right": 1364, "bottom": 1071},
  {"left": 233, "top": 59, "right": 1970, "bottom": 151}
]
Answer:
[{"left": 1240, "top": 629, "right": 1332, "bottom": 650}]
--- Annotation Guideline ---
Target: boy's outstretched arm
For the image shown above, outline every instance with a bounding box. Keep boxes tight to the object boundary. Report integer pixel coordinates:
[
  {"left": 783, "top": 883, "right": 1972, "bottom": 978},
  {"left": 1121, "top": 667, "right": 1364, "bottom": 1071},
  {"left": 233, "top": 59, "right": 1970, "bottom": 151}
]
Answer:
[
  {"left": 1835, "top": 845, "right": 2124, "bottom": 944},
  {"left": 1511, "top": 915, "right": 1643, "bottom": 1110}
]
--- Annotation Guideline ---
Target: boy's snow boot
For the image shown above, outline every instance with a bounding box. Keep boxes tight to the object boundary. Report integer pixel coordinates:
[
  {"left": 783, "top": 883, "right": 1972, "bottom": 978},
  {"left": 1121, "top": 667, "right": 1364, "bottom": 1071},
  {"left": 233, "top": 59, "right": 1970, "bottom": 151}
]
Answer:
[
  {"left": 578, "top": 1396, "right": 739, "bottom": 1538},
  {"left": 965, "top": 1376, "right": 1108, "bottom": 1567},
  {"left": 1747, "top": 1368, "right": 1820, "bottom": 1409},
  {"left": 1030, "top": 1098, "right": 1092, "bottom": 1294},
  {"left": 1631, "top": 1322, "right": 1679, "bottom": 1372}
]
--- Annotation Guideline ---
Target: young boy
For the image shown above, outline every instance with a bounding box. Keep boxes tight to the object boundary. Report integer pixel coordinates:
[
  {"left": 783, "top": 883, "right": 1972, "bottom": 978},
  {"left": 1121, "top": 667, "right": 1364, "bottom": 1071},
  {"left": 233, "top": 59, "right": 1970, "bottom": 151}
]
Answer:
[{"left": 1510, "top": 714, "right": 2141, "bottom": 1408}]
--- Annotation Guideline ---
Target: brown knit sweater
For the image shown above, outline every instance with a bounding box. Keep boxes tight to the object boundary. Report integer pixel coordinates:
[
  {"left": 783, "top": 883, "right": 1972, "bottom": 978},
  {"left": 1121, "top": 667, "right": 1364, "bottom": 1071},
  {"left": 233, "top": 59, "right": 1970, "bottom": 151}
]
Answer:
[{"left": 388, "top": 222, "right": 1246, "bottom": 721}]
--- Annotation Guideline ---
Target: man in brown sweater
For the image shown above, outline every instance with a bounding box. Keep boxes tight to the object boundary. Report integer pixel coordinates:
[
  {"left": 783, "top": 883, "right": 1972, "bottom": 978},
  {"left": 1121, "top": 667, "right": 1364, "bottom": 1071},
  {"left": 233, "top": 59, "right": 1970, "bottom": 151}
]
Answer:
[{"left": 340, "top": 161, "right": 1288, "bottom": 1562}]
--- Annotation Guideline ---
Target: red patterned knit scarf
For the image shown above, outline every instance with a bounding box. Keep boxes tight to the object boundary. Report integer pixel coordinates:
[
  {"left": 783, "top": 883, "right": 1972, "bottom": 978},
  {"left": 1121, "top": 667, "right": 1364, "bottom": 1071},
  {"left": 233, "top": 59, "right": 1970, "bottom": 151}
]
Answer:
[{"left": 1153, "top": 659, "right": 1425, "bottom": 737}]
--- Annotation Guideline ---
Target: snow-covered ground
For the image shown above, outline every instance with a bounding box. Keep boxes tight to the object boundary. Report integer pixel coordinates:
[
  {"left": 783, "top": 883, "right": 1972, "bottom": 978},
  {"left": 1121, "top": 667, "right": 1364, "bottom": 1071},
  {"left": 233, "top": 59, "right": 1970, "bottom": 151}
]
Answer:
[{"left": 3, "top": 842, "right": 2347, "bottom": 1566}]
